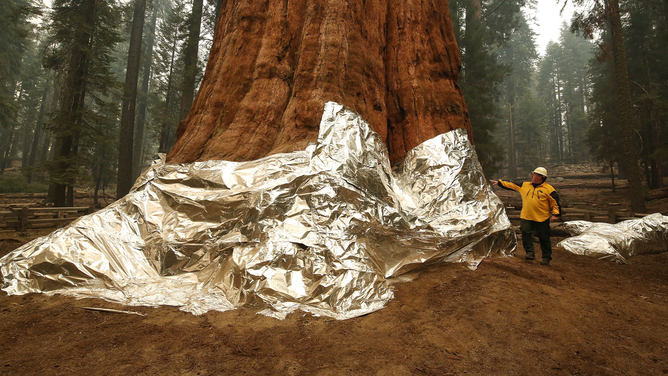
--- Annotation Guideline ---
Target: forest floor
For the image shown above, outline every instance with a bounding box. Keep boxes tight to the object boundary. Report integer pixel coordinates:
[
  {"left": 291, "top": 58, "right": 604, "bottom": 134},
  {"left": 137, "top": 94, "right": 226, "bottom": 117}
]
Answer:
[{"left": 1, "top": 172, "right": 668, "bottom": 375}]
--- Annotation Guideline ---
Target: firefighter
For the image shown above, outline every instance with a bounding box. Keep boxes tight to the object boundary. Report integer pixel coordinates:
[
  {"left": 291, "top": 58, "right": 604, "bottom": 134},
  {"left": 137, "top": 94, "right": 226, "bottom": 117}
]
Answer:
[{"left": 490, "top": 167, "right": 561, "bottom": 265}]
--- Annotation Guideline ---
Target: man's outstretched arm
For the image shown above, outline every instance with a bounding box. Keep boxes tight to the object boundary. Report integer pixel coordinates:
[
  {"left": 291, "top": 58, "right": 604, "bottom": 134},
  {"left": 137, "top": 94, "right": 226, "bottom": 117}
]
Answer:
[{"left": 490, "top": 179, "right": 521, "bottom": 192}]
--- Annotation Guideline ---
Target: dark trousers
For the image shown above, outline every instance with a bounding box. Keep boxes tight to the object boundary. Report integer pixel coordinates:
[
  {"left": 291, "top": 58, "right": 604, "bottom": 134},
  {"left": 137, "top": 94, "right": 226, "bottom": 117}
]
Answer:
[{"left": 520, "top": 219, "right": 552, "bottom": 261}]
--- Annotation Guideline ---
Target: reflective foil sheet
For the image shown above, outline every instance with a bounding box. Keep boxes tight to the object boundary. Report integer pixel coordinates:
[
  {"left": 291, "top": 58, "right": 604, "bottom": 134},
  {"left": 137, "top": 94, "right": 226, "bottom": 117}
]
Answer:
[
  {"left": 557, "top": 213, "right": 668, "bottom": 263},
  {"left": 1, "top": 102, "right": 515, "bottom": 319}
]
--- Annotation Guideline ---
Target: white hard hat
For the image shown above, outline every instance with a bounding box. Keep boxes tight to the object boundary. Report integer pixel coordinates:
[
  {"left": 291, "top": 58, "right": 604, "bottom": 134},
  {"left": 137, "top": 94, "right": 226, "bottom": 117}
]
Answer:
[{"left": 533, "top": 167, "right": 548, "bottom": 178}]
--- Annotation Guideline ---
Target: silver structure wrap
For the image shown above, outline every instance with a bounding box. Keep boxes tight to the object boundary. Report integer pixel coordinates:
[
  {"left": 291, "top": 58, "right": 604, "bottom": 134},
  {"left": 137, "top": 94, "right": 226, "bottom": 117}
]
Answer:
[
  {"left": 557, "top": 213, "right": 668, "bottom": 263},
  {"left": 1, "top": 102, "right": 515, "bottom": 319}
]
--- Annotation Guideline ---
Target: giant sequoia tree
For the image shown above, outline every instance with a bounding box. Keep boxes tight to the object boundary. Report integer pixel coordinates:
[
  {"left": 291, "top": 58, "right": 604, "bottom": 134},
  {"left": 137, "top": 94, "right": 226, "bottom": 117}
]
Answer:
[{"left": 167, "top": 0, "right": 472, "bottom": 166}]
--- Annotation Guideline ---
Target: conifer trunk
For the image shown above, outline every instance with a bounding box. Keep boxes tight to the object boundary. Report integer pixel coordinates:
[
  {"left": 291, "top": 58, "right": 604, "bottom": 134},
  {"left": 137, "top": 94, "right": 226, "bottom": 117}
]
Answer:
[
  {"left": 27, "top": 85, "right": 49, "bottom": 183},
  {"left": 607, "top": 0, "right": 647, "bottom": 213},
  {"left": 53, "top": 0, "right": 96, "bottom": 206},
  {"left": 117, "top": 0, "right": 147, "bottom": 198},
  {"left": 508, "top": 104, "right": 516, "bottom": 178},
  {"left": 158, "top": 37, "right": 178, "bottom": 153},
  {"left": 168, "top": 0, "right": 471, "bottom": 166},
  {"left": 133, "top": 7, "right": 157, "bottom": 180},
  {"left": 178, "top": 0, "right": 204, "bottom": 121}
]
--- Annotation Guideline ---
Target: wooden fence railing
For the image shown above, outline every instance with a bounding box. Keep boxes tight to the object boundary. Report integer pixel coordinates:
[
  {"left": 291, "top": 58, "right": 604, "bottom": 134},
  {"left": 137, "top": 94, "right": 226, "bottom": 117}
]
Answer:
[
  {"left": 504, "top": 206, "right": 649, "bottom": 225},
  {"left": 0, "top": 204, "right": 655, "bottom": 233},
  {"left": 504, "top": 206, "right": 652, "bottom": 237},
  {"left": 0, "top": 205, "right": 96, "bottom": 231}
]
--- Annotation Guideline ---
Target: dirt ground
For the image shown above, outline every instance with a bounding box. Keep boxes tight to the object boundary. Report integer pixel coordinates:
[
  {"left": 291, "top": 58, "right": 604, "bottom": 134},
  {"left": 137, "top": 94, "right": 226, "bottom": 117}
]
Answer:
[{"left": 1, "top": 178, "right": 668, "bottom": 375}]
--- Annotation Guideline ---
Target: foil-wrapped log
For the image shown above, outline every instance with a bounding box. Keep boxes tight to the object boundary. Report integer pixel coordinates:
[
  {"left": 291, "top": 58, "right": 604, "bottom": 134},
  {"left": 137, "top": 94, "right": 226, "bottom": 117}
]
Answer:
[{"left": 558, "top": 213, "right": 668, "bottom": 264}]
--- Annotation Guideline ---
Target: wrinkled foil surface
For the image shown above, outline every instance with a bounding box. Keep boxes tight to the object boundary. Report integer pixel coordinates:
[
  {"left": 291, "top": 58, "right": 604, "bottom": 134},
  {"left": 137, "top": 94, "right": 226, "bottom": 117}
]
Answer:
[
  {"left": 557, "top": 213, "right": 668, "bottom": 263},
  {"left": 1, "top": 102, "right": 515, "bottom": 319}
]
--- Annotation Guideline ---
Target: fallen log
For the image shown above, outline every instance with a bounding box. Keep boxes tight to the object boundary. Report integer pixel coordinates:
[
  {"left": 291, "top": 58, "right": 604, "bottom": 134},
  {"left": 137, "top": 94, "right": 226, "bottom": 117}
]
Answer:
[
  {"left": 550, "top": 183, "right": 628, "bottom": 190},
  {"left": 0, "top": 193, "right": 47, "bottom": 198},
  {"left": 649, "top": 187, "right": 668, "bottom": 200},
  {"left": 0, "top": 192, "right": 115, "bottom": 200},
  {"left": 552, "top": 174, "right": 610, "bottom": 179},
  {"left": 512, "top": 223, "right": 570, "bottom": 237}
]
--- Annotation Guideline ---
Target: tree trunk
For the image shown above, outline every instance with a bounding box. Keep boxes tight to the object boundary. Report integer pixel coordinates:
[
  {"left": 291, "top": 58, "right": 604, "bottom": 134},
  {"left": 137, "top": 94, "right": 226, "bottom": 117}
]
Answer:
[
  {"left": 610, "top": 159, "right": 616, "bottom": 192},
  {"left": 649, "top": 107, "right": 664, "bottom": 188},
  {"left": 39, "top": 135, "right": 52, "bottom": 171},
  {"left": 158, "top": 36, "right": 179, "bottom": 154},
  {"left": 508, "top": 104, "right": 516, "bottom": 179},
  {"left": 178, "top": 0, "right": 204, "bottom": 122},
  {"left": 93, "top": 159, "right": 104, "bottom": 207},
  {"left": 0, "top": 86, "right": 23, "bottom": 174},
  {"left": 0, "top": 129, "right": 15, "bottom": 174},
  {"left": 168, "top": 0, "right": 471, "bottom": 166},
  {"left": 556, "top": 79, "right": 564, "bottom": 161},
  {"left": 607, "top": 0, "right": 646, "bottom": 213},
  {"left": 644, "top": 58, "right": 663, "bottom": 189},
  {"left": 504, "top": 33, "right": 517, "bottom": 179},
  {"left": 117, "top": 0, "right": 147, "bottom": 198},
  {"left": 21, "top": 130, "right": 32, "bottom": 170},
  {"left": 53, "top": 0, "right": 96, "bottom": 207},
  {"left": 27, "top": 84, "right": 50, "bottom": 183},
  {"left": 133, "top": 7, "right": 157, "bottom": 180},
  {"left": 664, "top": 0, "right": 668, "bottom": 39}
]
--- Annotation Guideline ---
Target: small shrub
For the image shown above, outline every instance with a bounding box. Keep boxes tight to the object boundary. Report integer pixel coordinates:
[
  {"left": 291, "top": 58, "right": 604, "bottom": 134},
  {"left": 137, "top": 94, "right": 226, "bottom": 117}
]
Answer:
[
  {"left": 26, "top": 181, "right": 49, "bottom": 193},
  {"left": 0, "top": 175, "right": 48, "bottom": 193}
]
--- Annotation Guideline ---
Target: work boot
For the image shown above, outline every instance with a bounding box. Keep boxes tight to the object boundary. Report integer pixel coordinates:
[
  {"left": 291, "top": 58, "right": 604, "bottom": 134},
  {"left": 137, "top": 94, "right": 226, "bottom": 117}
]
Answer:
[
  {"left": 525, "top": 255, "right": 535, "bottom": 261},
  {"left": 540, "top": 259, "right": 550, "bottom": 266}
]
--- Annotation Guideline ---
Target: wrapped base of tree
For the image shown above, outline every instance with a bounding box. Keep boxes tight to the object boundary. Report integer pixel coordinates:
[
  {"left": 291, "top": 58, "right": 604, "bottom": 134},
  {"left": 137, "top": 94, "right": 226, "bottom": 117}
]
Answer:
[{"left": 1, "top": 103, "right": 514, "bottom": 320}]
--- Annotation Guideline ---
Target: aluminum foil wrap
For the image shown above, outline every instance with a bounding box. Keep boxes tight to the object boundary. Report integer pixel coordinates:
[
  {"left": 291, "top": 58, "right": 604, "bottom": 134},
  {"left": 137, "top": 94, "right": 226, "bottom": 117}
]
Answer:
[
  {"left": 557, "top": 213, "right": 668, "bottom": 263},
  {"left": 1, "top": 102, "right": 515, "bottom": 319}
]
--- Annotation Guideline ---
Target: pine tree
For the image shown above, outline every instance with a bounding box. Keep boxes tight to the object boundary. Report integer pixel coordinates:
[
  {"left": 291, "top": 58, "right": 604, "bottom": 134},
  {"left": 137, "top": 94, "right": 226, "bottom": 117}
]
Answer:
[
  {"left": 0, "top": 0, "right": 38, "bottom": 130},
  {"left": 587, "top": 40, "right": 622, "bottom": 189},
  {"left": 625, "top": 0, "right": 668, "bottom": 189},
  {"left": 177, "top": 0, "right": 203, "bottom": 122},
  {"left": 14, "top": 36, "right": 53, "bottom": 182},
  {"left": 558, "top": 25, "right": 593, "bottom": 164},
  {"left": 449, "top": 0, "right": 532, "bottom": 176},
  {"left": 45, "top": 0, "right": 122, "bottom": 206},
  {"left": 133, "top": 5, "right": 158, "bottom": 180},
  {"left": 153, "top": 0, "right": 186, "bottom": 154},
  {"left": 497, "top": 12, "right": 539, "bottom": 178},
  {"left": 537, "top": 42, "right": 565, "bottom": 162},
  {"left": 513, "top": 88, "right": 549, "bottom": 171},
  {"left": 117, "top": 0, "right": 147, "bottom": 198},
  {"left": 567, "top": 0, "right": 646, "bottom": 212}
]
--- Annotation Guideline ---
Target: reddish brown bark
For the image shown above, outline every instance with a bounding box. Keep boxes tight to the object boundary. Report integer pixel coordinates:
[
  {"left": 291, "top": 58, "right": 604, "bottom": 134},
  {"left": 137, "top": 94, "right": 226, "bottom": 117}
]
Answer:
[{"left": 167, "top": 0, "right": 470, "bottom": 165}]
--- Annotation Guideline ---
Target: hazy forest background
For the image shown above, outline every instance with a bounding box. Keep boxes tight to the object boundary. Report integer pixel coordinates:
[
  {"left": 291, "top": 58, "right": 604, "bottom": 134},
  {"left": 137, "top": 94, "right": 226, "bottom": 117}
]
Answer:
[{"left": 2, "top": 0, "right": 667, "bottom": 207}]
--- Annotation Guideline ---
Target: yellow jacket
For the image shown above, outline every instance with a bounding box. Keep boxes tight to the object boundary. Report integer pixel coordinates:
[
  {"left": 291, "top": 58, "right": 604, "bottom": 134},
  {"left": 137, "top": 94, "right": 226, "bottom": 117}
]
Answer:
[{"left": 498, "top": 180, "right": 561, "bottom": 222}]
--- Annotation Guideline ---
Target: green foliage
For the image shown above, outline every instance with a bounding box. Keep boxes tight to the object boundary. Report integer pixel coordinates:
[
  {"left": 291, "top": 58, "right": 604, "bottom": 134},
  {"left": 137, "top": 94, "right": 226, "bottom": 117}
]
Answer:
[
  {"left": 535, "top": 28, "right": 593, "bottom": 165},
  {"left": 574, "top": 0, "right": 668, "bottom": 188},
  {"left": 43, "top": 0, "right": 123, "bottom": 203},
  {"left": 586, "top": 37, "right": 622, "bottom": 183},
  {"left": 0, "top": 0, "right": 40, "bottom": 129},
  {"left": 513, "top": 88, "right": 549, "bottom": 171},
  {"left": 624, "top": 0, "right": 668, "bottom": 187},
  {"left": 0, "top": 174, "right": 48, "bottom": 193},
  {"left": 449, "top": 0, "right": 534, "bottom": 177},
  {"left": 150, "top": 0, "right": 187, "bottom": 154},
  {"left": 0, "top": 0, "right": 216, "bottom": 200},
  {"left": 558, "top": 26, "right": 593, "bottom": 162},
  {"left": 496, "top": 13, "right": 540, "bottom": 176}
]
